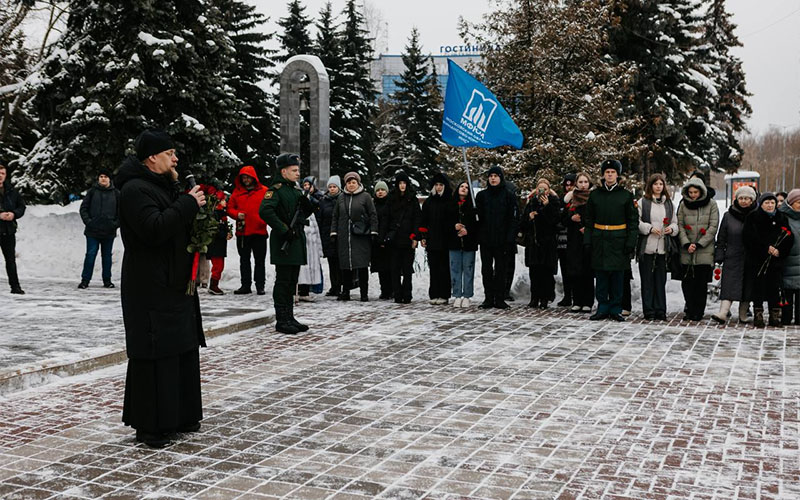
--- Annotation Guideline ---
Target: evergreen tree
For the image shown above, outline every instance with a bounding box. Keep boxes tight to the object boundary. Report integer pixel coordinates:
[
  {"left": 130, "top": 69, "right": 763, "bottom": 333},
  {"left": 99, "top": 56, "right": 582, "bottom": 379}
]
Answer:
[
  {"left": 336, "top": 0, "right": 379, "bottom": 182},
  {"left": 214, "top": 0, "right": 280, "bottom": 179},
  {"left": 376, "top": 29, "right": 443, "bottom": 187},
  {"left": 276, "top": 0, "right": 312, "bottom": 63},
  {"left": 16, "top": 0, "right": 243, "bottom": 203}
]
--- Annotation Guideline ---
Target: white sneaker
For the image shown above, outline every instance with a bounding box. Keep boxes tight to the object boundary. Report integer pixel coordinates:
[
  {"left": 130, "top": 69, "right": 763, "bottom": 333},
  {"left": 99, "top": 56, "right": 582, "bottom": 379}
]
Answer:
[
  {"left": 621, "top": 310, "right": 631, "bottom": 317},
  {"left": 298, "top": 295, "right": 315, "bottom": 302},
  {"left": 461, "top": 298, "right": 471, "bottom": 308},
  {"left": 453, "top": 297, "right": 463, "bottom": 308},
  {"left": 430, "top": 298, "right": 438, "bottom": 305},
  {"left": 581, "top": 306, "right": 592, "bottom": 312},
  {"left": 570, "top": 305, "right": 581, "bottom": 312},
  {"left": 440, "top": 298, "right": 449, "bottom": 305}
]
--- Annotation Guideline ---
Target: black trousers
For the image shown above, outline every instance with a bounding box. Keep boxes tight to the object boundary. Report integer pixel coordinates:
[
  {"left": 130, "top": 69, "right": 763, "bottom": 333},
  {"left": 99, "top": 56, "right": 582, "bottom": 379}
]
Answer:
[
  {"left": 595, "top": 270, "right": 623, "bottom": 315},
  {"left": 122, "top": 348, "right": 202, "bottom": 434},
  {"left": 622, "top": 269, "right": 633, "bottom": 311},
  {"left": 481, "top": 245, "right": 508, "bottom": 305},
  {"left": 427, "top": 249, "right": 451, "bottom": 300},
  {"left": 639, "top": 254, "right": 667, "bottom": 317},
  {"left": 748, "top": 266, "right": 782, "bottom": 310},
  {"left": 529, "top": 265, "right": 555, "bottom": 302},
  {"left": 342, "top": 268, "right": 369, "bottom": 298},
  {"left": 682, "top": 264, "right": 712, "bottom": 318},
  {"left": 0, "top": 233, "right": 20, "bottom": 290},
  {"left": 273, "top": 264, "right": 300, "bottom": 308},
  {"left": 391, "top": 247, "right": 415, "bottom": 301},
  {"left": 327, "top": 256, "right": 341, "bottom": 294},
  {"left": 378, "top": 269, "right": 392, "bottom": 297},
  {"left": 569, "top": 270, "right": 594, "bottom": 308},
  {"left": 781, "top": 288, "right": 800, "bottom": 325},
  {"left": 558, "top": 249, "right": 573, "bottom": 302},
  {"left": 237, "top": 234, "right": 267, "bottom": 290}
]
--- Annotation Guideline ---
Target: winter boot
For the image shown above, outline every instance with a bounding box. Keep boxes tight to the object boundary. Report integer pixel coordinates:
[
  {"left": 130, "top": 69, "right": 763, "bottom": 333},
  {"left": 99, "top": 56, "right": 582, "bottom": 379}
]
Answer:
[
  {"left": 233, "top": 286, "right": 252, "bottom": 295},
  {"left": 78, "top": 281, "right": 89, "bottom": 289},
  {"left": 289, "top": 303, "right": 309, "bottom": 332},
  {"left": 337, "top": 291, "right": 350, "bottom": 301},
  {"left": 274, "top": 305, "right": 300, "bottom": 335},
  {"left": 768, "top": 308, "right": 782, "bottom": 328},
  {"left": 208, "top": 278, "right": 224, "bottom": 295},
  {"left": 753, "top": 307, "right": 765, "bottom": 328},
  {"left": 712, "top": 300, "right": 732, "bottom": 324},
  {"left": 738, "top": 302, "right": 750, "bottom": 323}
]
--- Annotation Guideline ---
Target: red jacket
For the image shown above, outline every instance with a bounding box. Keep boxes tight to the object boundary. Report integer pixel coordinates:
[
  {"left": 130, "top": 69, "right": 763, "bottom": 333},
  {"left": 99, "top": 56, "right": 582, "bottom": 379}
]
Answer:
[{"left": 227, "top": 166, "right": 268, "bottom": 236}]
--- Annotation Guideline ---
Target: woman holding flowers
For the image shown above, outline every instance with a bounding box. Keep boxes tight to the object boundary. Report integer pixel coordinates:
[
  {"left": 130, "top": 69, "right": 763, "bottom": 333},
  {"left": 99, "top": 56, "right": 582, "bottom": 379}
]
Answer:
[
  {"left": 743, "top": 192, "right": 794, "bottom": 327},
  {"left": 677, "top": 177, "right": 719, "bottom": 321},
  {"left": 637, "top": 174, "right": 678, "bottom": 320}
]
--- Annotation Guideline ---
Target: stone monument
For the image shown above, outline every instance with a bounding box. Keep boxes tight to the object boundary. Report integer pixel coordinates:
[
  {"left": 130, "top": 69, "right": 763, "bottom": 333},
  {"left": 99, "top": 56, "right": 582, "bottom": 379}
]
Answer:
[{"left": 279, "top": 55, "right": 330, "bottom": 185}]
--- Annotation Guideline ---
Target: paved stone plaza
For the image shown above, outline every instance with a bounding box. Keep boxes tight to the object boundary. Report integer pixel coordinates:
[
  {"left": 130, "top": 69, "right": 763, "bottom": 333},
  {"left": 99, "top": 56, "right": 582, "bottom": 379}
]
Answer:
[{"left": 1, "top": 301, "right": 799, "bottom": 499}]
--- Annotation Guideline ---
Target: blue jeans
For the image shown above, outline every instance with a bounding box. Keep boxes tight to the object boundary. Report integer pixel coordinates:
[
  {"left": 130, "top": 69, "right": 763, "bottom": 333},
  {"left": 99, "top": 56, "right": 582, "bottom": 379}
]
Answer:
[
  {"left": 449, "top": 250, "right": 476, "bottom": 298},
  {"left": 81, "top": 236, "right": 114, "bottom": 283}
]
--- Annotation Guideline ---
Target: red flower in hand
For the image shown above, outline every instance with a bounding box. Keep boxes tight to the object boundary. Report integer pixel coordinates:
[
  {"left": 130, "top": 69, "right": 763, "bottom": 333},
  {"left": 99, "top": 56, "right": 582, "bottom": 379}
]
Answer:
[
  {"left": 684, "top": 224, "right": 692, "bottom": 231},
  {"left": 663, "top": 217, "right": 670, "bottom": 225},
  {"left": 699, "top": 228, "right": 707, "bottom": 235},
  {"left": 569, "top": 206, "right": 576, "bottom": 212},
  {"left": 782, "top": 226, "right": 792, "bottom": 236}
]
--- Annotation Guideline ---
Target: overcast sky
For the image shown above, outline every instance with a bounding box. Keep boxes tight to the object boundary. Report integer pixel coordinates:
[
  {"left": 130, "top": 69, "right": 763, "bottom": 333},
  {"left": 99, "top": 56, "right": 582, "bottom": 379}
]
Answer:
[{"left": 255, "top": 0, "right": 800, "bottom": 135}]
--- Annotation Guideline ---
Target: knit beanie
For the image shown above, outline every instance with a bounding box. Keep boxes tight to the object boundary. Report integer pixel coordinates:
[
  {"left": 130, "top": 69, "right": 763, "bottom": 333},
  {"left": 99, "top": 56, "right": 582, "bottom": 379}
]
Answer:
[
  {"left": 327, "top": 175, "right": 342, "bottom": 191},
  {"left": 135, "top": 130, "right": 174, "bottom": 161},
  {"left": 758, "top": 192, "right": 777, "bottom": 206},
  {"left": 786, "top": 188, "right": 800, "bottom": 206},
  {"left": 734, "top": 185, "right": 756, "bottom": 201},
  {"left": 97, "top": 168, "right": 112, "bottom": 179},
  {"left": 374, "top": 180, "right": 389, "bottom": 194},
  {"left": 487, "top": 165, "right": 504, "bottom": 179},
  {"left": 343, "top": 171, "right": 361, "bottom": 184}
]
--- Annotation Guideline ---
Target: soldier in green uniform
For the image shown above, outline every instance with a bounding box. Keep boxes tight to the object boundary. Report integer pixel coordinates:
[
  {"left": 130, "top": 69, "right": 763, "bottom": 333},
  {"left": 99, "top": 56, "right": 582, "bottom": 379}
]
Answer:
[
  {"left": 259, "top": 153, "right": 314, "bottom": 334},
  {"left": 584, "top": 159, "right": 638, "bottom": 322}
]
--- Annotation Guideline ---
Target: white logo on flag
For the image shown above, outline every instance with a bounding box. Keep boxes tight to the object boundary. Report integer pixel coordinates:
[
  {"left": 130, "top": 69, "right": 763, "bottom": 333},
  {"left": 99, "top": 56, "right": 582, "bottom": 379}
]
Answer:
[{"left": 462, "top": 89, "right": 498, "bottom": 133}]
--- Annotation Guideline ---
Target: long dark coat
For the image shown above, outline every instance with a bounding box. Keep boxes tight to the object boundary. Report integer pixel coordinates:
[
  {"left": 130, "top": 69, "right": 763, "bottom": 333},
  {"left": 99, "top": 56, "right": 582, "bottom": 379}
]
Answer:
[
  {"left": 519, "top": 193, "right": 560, "bottom": 272},
  {"left": 779, "top": 203, "right": 800, "bottom": 290},
  {"left": 714, "top": 202, "right": 754, "bottom": 301},
  {"left": 380, "top": 189, "right": 422, "bottom": 249},
  {"left": 331, "top": 186, "right": 379, "bottom": 270},
  {"left": 420, "top": 174, "right": 453, "bottom": 251},
  {"left": 743, "top": 207, "right": 794, "bottom": 278},
  {"left": 0, "top": 180, "right": 25, "bottom": 235},
  {"left": 318, "top": 193, "right": 339, "bottom": 259},
  {"left": 371, "top": 195, "right": 392, "bottom": 272},
  {"left": 475, "top": 182, "right": 517, "bottom": 248},
  {"left": 116, "top": 156, "right": 206, "bottom": 360},
  {"left": 446, "top": 196, "right": 479, "bottom": 252},
  {"left": 80, "top": 183, "right": 120, "bottom": 239},
  {"left": 561, "top": 194, "right": 591, "bottom": 277},
  {"left": 583, "top": 182, "right": 638, "bottom": 271}
]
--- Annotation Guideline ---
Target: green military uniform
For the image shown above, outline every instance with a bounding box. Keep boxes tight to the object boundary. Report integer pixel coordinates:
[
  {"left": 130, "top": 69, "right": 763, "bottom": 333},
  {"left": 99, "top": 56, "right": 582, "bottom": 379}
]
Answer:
[{"left": 259, "top": 157, "right": 314, "bottom": 334}]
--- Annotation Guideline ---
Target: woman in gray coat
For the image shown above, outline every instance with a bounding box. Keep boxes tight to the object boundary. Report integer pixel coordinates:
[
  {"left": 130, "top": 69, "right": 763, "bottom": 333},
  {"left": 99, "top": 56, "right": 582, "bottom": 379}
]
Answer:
[
  {"left": 712, "top": 186, "right": 756, "bottom": 324},
  {"left": 779, "top": 189, "right": 800, "bottom": 324},
  {"left": 331, "top": 171, "right": 379, "bottom": 301}
]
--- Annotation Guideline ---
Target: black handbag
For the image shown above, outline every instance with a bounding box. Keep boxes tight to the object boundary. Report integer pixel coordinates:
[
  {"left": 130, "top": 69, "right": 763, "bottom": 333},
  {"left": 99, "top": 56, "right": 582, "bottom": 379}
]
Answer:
[{"left": 666, "top": 235, "right": 683, "bottom": 280}]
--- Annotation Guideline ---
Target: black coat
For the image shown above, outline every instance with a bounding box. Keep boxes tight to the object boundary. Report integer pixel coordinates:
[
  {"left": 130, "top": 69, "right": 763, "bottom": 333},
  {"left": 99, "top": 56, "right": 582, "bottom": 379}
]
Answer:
[
  {"left": 380, "top": 189, "right": 422, "bottom": 249},
  {"left": 80, "top": 183, "right": 120, "bottom": 239},
  {"left": 0, "top": 181, "right": 25, "bottom": 235},
  {"left": 318, "top": 193, "right": 338, "bottom": 258},
  {"left": 205, "top": 206, "right": 229, "bottom": 258},
  {"left": 561, "top": 199, "right": 591, "bottom": 277},
  {"left": 520, "top": 194, "right": 560, "bottom": 272},
  {"left": 475, "top": 182, "right": 517, "bottom": 248},
  {"left": 446, "top": 196, "right": 479, "bottom": 252},
  {"left": 743, "top": 207, "right": 794, "bottom": 276},
  {"left": 116, "top": 156, "right": 206, "bottom": 360},
  {"left": 420, "top": 189, "right": 453, "bottom": 251},
  {"left": 371, "top": 195, "right": 392, "bottom": 272}
]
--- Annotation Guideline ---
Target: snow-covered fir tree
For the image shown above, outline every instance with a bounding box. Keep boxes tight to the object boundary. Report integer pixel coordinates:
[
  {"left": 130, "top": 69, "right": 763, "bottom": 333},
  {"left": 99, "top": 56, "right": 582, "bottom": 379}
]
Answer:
[
  {"left": 461, "top": 0, "right": 635, "bottom": 189},
  {"left": 336, "top": 0, "right": 379, "bottom": 183},
  {"left": 214, "top": 0, "right": 279, "bottom": 180},
  {"left": 376, "top": 28, "right": 443, "bottom": 187},
  {"left": 16, "top": 0, "right": 243, "bottom": 203},
  {"left": 276, "top": 0, "right": 312, "bottom": 63}
]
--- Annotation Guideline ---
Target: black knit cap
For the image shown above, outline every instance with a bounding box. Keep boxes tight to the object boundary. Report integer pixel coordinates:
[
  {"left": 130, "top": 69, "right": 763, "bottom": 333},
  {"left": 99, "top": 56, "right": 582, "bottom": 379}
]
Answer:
[
  {"left": 276, "top": 153, "right": 301, "bottom": 169},
  {"left": 600, "top": 159, "right": 622, "bottom": 175},
  {"left": 97, "top": 168, "right": 112, "bottom": 179},
  {"left": 487, "top": 165, "right": 504, "bottom": 179},
  {"left": 135, "top": 130, "right": 174, "bottom": 161}
]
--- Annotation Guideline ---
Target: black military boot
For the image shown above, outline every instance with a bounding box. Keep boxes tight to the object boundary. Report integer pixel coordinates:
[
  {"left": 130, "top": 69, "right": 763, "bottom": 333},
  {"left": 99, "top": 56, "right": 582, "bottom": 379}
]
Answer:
[
  {"left": 768, "top": 308, "right": 782, "bottom": 328},
  {"left": 275, "top": 305, "right": 299, "bottom": 335},
  {"left": 288, "top": 303, "right": 309, "bottom": 332}
]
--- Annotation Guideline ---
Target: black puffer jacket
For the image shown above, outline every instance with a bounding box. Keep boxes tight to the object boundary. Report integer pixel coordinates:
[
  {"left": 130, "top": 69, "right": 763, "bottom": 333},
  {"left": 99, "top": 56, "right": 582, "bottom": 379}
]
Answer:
[
  {"left": 116, "top": 156, "right": 205, "bottom": 360},
  {"left": 446, "top": 194, "right": 479, "bottom": 252},
  {"left": 80, "top": 182, "right": 120, "bottom": 239},
  {"left": 380, "top": 186, "right": 421, "bottom": 249},
  {"left": 420, "top": 172, "right": 453, "bottom": 251},
  {"left": 318, "top": 193, "right": 339, "bottom": 258},
  {"left": 0, "top": 180, "right": 25, "bottom": 235},
  {"left": 475, "top": 180, "right": 517, "bottom": 248}
]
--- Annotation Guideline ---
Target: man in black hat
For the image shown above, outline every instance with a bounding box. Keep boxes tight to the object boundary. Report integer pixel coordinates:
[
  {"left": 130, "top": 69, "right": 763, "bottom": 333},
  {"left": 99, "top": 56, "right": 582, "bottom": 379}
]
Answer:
[
  {"left": 0, "top": 163, "right": 25, "bottom": 294},
  {"left": 78, "top": 170, "right": 120, "bottom": 289},
  {"left": 475, "top": 165, "right": 518, "bottom": 309},
  {"left": 584, "top": 159, "right": 638, "bottom": 321},
  {"left": 116, "top": 129, "right": 207, "bottom": 448},
  {"left": 259, "top": 153, "right": 315, "bottom": 334}
]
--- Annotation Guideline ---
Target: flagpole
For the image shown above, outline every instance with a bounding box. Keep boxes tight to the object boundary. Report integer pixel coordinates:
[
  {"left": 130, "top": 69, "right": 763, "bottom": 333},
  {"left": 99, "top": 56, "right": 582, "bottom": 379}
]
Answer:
[{"left": 461, "top": 147, "right": 478, "bottom": 212}]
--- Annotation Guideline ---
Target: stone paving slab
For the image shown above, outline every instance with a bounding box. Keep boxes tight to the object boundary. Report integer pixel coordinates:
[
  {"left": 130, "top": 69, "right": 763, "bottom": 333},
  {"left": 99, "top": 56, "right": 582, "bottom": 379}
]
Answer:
[{"left": 1, "top": 301, "right": 799, "bottom": 499}]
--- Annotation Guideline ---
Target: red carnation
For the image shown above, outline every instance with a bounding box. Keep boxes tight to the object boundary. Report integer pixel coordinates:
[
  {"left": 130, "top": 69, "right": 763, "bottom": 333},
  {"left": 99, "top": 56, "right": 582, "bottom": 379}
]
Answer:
[
  {"left": 782, "top": 226, "right": 792, "bottom": 236},
  {"left": 663, "top": 217, "right": 670, "bottom": 225},
  {"left": 700, "top": 228, "right": 707, "bottom": 235},
  {"left": 569, "top": 206, "right": 576, "bottom": 212},
  {"left": 684, "top": 224, "right": 692, "bottom": 231}
]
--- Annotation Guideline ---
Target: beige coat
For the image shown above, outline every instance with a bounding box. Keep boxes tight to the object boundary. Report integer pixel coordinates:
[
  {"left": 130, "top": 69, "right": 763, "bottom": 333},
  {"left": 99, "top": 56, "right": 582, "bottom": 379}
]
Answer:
[{"left": 677, "top": 178, "right": 719, "bottom": 266}]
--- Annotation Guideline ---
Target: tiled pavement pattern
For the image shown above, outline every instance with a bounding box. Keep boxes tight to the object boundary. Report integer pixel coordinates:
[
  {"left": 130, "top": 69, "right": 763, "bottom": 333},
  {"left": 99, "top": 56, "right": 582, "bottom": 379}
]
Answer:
[{"left": 1, "top": 302, "right": 799, "bottom": 499}]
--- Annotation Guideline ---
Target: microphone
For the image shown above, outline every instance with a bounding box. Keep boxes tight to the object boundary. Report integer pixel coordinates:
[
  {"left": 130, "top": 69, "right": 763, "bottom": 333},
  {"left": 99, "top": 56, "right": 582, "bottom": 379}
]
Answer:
[{"left": 185, "top": 171, "right": 197, "bottom": 189}]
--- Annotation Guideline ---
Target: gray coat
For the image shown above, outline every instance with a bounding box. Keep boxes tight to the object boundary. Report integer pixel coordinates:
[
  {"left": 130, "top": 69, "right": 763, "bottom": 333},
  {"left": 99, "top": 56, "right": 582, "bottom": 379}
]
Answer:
[
  {"left": 714, "top": 204, "right": 752, "bottom": 301},
  {"left": 677, "top": 178, "right": 719, "bottom": 266},
  {"left": 331, "top": 185, "right": 379, "bottom": 270},
  {"left": 779, "top": 203, "right": 800, "bottom": 290}
]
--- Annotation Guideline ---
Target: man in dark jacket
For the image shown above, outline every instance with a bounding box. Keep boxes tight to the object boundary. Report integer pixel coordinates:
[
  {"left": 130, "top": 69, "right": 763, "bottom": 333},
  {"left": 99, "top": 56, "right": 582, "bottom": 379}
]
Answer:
[
  {"left": 475, "top": 165, "right": 518, "bottom": 309},
  {"left": 584, "top": 159, "right": 638, "bottom": 321},
  {"left": 117, "top": 130, "right": 207, "bottom": 448},
  {"left": 259, "top": 153, "right": 315, "bottom": 334},
  {"left": 227, "top": 165, "right": 269, "bottom": 295},
  {"left": 0, "top": 164, "right": 25, "bottom": 294},
  {"left": 78, "top": 170, "right": 120, "bottom": 289}
]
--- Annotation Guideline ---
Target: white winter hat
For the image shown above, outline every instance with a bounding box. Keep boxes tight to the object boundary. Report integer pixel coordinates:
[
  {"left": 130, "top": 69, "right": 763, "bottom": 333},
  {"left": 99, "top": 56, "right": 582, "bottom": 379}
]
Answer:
[{"left": 735, "top": 185, "right": 756, "bottom": 201}]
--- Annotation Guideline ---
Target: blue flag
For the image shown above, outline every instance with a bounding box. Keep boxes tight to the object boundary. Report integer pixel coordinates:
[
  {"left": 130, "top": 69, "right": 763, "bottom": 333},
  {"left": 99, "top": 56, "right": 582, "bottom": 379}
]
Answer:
[{"left": 441, "top": 59, "right": 523, "bottom": 149}]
